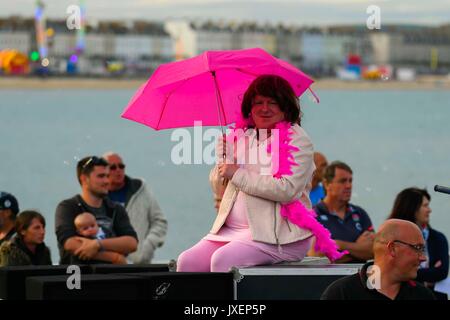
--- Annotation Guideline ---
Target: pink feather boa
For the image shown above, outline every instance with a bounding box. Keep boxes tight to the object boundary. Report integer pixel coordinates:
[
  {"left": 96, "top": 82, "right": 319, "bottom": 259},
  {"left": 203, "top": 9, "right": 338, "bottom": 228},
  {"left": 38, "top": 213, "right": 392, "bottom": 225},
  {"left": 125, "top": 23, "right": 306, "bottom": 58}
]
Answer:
[{"left": 230, "top": 118, "right": 347, "bottom": 261}]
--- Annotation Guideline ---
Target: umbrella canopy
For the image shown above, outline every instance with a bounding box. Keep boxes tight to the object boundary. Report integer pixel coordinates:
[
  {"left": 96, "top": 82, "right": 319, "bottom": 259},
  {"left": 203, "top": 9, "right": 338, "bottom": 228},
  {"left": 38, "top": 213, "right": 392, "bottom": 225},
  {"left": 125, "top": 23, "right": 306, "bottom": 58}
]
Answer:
[{"left": 122, "top": 47, "right": 315, "bottom": 130}]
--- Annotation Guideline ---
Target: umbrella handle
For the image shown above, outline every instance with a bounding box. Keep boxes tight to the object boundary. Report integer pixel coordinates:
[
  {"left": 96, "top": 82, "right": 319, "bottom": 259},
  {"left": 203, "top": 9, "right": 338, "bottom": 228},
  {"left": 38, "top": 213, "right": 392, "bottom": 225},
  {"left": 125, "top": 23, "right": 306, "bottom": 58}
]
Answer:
[
  {"left": 221, "top": 133, "right": 228, "bottom": 186},
  {"left": 221, "top": 133, "right": 227, "bottom": 161}
]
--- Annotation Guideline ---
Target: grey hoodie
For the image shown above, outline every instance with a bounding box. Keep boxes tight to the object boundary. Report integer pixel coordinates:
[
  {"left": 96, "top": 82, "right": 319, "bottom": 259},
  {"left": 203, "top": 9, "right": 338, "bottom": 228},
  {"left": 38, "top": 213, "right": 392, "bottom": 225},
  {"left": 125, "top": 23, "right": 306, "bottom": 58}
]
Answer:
[{"left": 123, "top": 176, "right": 168, "bottom": 264}]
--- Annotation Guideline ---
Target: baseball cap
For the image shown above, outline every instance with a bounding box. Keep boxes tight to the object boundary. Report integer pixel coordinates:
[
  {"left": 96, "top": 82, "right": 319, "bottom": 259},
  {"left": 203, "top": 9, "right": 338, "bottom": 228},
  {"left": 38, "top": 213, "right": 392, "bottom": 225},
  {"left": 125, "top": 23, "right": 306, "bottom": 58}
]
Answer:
[{"left": 0, "top": 191, "right": 19, "bottom": 216}]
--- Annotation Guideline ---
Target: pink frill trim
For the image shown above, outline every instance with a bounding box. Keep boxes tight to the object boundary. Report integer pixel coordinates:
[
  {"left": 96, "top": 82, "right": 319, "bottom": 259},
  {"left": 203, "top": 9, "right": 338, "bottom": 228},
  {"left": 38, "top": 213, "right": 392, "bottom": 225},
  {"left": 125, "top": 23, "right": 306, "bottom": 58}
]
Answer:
[
  {"left": 267, "top": 121, "right": 299, "bottom": 178},
  {"left": 231, "top": 117, "right": 347, "bottom": 261},
  {"left": 279, "top": 202, "right": 347, "bottom": 261}
]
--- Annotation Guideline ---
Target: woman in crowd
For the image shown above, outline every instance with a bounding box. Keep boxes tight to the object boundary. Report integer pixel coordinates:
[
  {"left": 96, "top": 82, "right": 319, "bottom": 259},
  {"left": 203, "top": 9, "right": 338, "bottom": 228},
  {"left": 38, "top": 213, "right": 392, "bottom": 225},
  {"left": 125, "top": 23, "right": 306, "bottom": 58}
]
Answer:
[
  {"left": 0, "top": 210, "right": 52, "bottom": 266},
  {"left": 388, "top": 187, "right": 449, "bottom": 299}
]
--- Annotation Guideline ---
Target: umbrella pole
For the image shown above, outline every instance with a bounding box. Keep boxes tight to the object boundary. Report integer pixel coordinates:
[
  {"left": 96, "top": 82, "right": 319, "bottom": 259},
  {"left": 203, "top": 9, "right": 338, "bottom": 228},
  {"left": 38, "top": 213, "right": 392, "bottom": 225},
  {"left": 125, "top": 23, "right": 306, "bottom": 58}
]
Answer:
[
  {"left": 211, "top": 71, "right": 227, "bottom": 137},
  {"left": 211, "top": 70, "right": 227, "bottom": 159},
  {"left": 212, "top": 71, "right": 229, "bottom": 186}
]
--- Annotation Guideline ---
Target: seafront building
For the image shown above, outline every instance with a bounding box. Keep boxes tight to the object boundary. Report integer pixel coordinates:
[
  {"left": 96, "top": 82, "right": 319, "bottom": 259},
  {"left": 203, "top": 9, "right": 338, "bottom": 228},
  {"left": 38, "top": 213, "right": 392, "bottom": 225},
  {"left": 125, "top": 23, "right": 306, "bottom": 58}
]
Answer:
[
  {"left": 1, "top": 16, "right": 449, "bottom": 77},
  {"left": 0, "top": 17, "right": 174, "bottom": 76},
  {"left": 369, "top": 25, "right": 450, "bottom": 72}
]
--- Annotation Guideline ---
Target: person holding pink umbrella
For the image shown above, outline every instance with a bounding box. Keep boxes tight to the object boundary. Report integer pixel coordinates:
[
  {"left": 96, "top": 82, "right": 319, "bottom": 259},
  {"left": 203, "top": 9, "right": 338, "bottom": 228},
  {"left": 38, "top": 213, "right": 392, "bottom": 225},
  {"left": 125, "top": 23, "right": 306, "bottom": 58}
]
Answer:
[{"left": 177, "top": 75, "right": 345, "bottom": 272}]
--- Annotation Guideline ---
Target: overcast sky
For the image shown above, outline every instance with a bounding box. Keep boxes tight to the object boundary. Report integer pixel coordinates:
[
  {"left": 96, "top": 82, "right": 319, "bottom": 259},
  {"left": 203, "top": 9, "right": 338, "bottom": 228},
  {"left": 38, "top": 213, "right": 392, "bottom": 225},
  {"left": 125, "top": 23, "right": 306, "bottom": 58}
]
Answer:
[{"left": 1, "top": 0, "right": 449, "bottom": 26}]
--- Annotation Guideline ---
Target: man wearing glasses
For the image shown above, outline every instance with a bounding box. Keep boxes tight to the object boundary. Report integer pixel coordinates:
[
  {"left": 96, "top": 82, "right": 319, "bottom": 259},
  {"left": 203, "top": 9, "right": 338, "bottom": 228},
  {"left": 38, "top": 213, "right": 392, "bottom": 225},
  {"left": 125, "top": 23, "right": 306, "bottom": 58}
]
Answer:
[
  {"left": 321, "top": 219, "right": 436, "bottom": 300},
  {"left": 103, "top": 152, "right": 167, "bottom": 264},
  {"left": 55, "top": 156, "right": 138, "bottom": 264}
]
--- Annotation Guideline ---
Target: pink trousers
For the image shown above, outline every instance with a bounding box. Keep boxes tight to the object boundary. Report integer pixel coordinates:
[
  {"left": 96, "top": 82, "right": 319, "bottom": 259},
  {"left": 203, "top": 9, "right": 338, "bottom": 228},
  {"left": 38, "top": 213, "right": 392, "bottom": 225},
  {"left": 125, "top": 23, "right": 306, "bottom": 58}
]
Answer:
[{"left": 177, "top": 238, "right": 311, "bottom": 272}]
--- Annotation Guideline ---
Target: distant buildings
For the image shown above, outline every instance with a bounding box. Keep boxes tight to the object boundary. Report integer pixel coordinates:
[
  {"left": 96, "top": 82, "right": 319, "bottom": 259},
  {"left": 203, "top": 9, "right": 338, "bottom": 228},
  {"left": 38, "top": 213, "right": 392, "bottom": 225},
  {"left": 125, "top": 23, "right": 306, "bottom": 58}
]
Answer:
[
  {"left": 0, "top": 15, "right": 449, "bottom": 76},
  {"left": 164, "top": 20, "right": 278, "bottom": 59},
  {"left": 0, "top": 16, "right": 174, "bottom": 75},
  {"left": 0, "top": 17, "right": 33, "bottom": 54},
  {"left": 47, "top": 19, "right": 174, "bottom": 75},
  {"left": 370, "top": 26, "right": 450, "bottom": 73}
]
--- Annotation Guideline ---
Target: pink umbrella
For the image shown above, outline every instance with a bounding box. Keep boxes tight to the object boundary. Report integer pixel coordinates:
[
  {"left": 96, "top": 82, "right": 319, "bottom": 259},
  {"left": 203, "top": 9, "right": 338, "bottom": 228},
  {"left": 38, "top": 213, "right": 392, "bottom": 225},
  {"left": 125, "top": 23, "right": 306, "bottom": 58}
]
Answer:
[{"left": 121, "top": 47, "right": 316, "bottom": 131}]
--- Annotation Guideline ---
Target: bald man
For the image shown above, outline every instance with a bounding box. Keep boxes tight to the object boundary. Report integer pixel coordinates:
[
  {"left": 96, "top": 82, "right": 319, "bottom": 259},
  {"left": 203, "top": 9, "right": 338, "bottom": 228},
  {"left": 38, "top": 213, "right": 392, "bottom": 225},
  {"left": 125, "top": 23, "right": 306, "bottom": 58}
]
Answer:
[
  {"left": 104, "top": 152, "right": 168, "bottom": 264},
  {"left": 309, "top": 152, "right": 328, "bottom": 206},
  {"left": 321, "top": 219, "right": 435, "bottom": 300}
]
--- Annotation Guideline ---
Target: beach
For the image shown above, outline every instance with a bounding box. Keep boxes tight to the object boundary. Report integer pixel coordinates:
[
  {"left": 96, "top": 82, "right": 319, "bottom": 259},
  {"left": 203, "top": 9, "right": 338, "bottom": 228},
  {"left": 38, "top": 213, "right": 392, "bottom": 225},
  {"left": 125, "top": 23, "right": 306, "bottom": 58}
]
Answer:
[{"left": 1, "top": 75, "right": 450, "bottom": 90}]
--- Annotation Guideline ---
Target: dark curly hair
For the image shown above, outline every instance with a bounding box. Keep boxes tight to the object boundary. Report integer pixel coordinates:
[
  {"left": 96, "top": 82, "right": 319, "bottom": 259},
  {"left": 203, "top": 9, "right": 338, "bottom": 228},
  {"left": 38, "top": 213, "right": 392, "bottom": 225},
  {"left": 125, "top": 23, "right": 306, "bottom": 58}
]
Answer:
[{"left": 241, "top": 75, "right": 302, "bottom": 126}]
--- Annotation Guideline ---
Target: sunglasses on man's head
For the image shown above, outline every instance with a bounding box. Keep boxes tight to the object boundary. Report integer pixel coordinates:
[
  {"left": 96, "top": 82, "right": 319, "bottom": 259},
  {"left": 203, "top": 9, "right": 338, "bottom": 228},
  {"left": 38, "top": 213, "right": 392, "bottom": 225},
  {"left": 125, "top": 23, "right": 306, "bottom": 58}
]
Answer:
[
  {"left": 109, "top": 163, "right": 126, "bottom": 171},
  {"left": 82, "top": 156, "right": 102, "bottom": 169}
]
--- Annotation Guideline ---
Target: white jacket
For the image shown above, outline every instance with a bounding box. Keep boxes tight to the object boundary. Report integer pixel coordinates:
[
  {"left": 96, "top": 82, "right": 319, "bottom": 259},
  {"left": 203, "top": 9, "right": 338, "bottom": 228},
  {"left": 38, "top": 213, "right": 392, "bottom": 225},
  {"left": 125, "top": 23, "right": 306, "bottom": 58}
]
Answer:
[{"left": 209, "top": 124, "right": 315, "bottom": 245}]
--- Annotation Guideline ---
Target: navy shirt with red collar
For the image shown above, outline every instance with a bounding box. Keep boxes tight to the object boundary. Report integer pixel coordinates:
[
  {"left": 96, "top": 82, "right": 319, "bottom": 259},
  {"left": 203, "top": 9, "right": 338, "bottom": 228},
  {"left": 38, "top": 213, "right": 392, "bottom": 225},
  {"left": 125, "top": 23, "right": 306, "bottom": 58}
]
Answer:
[
  {"left": 314, "top": 201, "right": 374, "bottom": 243},
  {"left": 321, "top": 261, "right": 436, "bottom": 300}
]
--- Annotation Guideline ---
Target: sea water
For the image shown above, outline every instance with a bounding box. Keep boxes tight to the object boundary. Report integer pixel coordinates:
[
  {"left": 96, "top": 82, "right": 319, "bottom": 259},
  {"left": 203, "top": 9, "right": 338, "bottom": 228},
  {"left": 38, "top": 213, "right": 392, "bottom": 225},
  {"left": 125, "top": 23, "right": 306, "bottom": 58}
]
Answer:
[{"left": 1, "top": 87, "right": 449, "bottom": 263}]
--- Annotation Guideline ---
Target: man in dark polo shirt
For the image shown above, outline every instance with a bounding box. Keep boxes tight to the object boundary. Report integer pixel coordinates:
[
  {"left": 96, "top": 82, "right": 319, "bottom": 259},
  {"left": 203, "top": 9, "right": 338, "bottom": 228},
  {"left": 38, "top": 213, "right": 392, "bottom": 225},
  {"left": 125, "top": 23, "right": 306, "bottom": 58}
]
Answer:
[
  {"left": 321, "top": 219, "right": 435, "bottom": 300},
  {"left": 55, "top": 156, "right": 138, "bottom": 264},
  {"left": 311, "top": 161, "right": 374, "bottom": 263}
]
